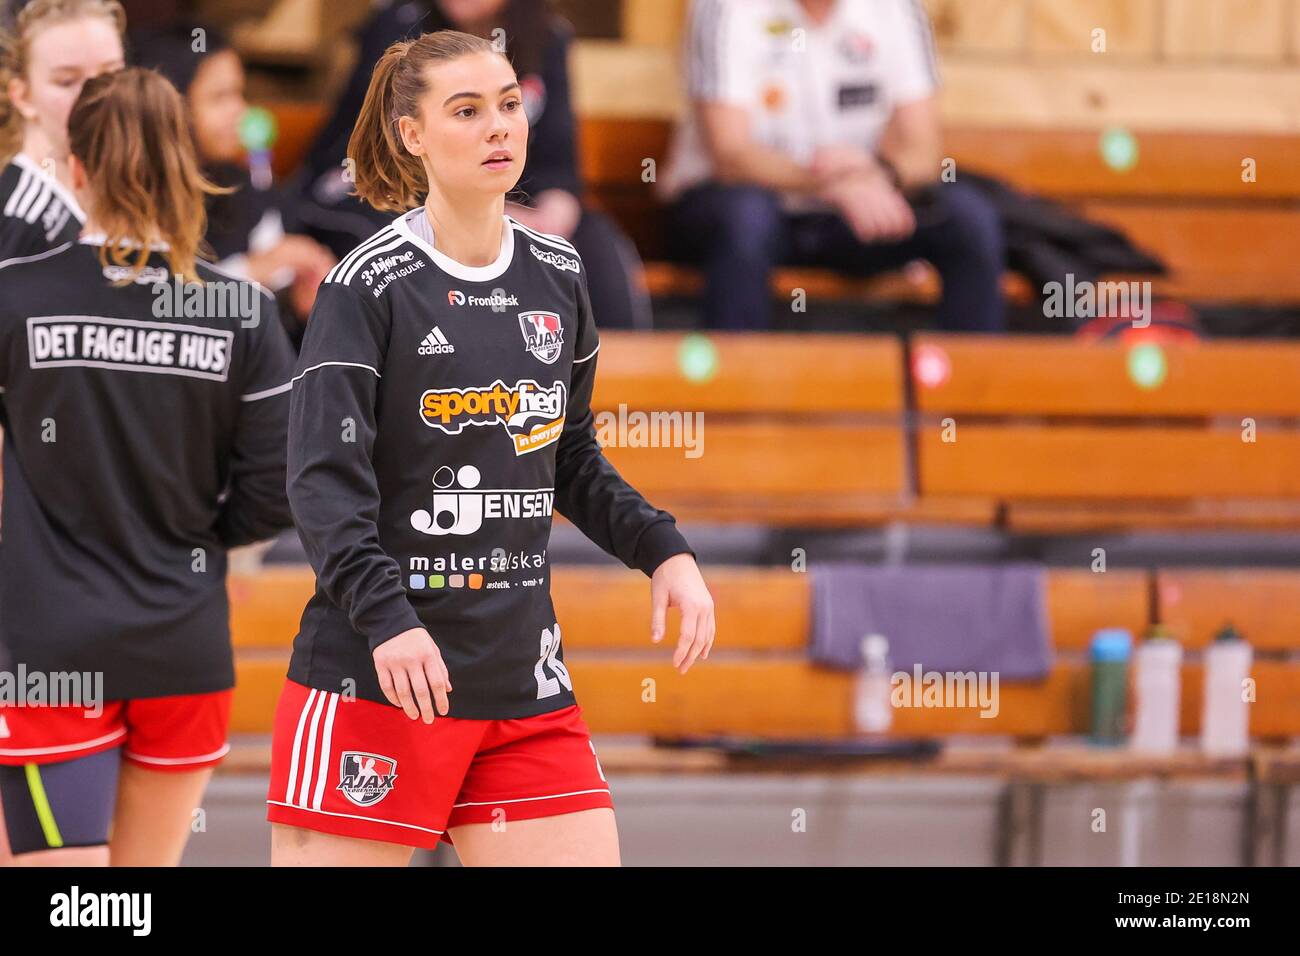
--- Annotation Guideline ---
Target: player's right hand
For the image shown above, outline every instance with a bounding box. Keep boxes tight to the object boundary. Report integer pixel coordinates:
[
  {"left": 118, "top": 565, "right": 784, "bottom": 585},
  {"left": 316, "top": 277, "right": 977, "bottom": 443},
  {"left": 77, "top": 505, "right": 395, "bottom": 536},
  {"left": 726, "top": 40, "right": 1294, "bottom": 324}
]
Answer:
[{"left": 373, "top": 627, "right": 452, "bottom": 723}]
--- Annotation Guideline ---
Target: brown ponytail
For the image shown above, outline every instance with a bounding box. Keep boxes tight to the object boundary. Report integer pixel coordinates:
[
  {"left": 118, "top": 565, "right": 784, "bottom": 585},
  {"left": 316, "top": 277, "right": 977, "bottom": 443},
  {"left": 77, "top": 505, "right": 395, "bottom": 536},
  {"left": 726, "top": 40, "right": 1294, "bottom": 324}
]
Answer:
[
  {"left": 0, "top": 0, "right": 126, "bottom": 163},
  {"left": 348, "top": 29, "right": 501, "bottom": 213},
  {"left": 68, "top": 68, "right": 223, "bottom": 282}
]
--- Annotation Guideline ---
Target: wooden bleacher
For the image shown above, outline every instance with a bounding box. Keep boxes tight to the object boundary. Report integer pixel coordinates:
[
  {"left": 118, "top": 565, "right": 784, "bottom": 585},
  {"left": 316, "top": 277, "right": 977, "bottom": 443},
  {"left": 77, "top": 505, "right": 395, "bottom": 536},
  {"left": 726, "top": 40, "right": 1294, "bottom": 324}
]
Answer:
[
  {"left": 265, "top": 103, "right": 1300, "bottom": 308},
  {"left": 226, "top": 564, "right": 1300, "bottom": 740},
  {"left": 913, "top": 334, "right": 1300, "bottom": 530}
]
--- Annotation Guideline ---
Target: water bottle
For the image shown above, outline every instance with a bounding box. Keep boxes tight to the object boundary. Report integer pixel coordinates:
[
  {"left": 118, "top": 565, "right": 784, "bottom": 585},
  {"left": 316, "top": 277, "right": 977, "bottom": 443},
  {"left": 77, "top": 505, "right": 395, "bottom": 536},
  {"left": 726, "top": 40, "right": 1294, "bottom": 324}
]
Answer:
[
  {"left": 854, "top": 634, "right": 893, "bottom": 734},
  {"left": 1090, "top": 628, "right": 1132, "bottom": 745},
  {"left": 1130, "top": 625, "right": 1182, "bottom": 754},
  {"left": 1200, "top": 623, "right": 1252, "bottom": 757}
]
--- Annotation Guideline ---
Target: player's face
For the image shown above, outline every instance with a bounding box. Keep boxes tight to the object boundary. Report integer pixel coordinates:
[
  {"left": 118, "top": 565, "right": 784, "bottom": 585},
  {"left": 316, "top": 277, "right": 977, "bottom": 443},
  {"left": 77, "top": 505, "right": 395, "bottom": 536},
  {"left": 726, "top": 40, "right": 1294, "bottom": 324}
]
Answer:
[
  {"left": 10, "top": 18, "right": 125, "bottom": 157},
  {"left": 188, "top": 50, "right": 247, "bottom": 165},
  {"left": 402, "top": 50, "right": 527, "bottom": 200}
]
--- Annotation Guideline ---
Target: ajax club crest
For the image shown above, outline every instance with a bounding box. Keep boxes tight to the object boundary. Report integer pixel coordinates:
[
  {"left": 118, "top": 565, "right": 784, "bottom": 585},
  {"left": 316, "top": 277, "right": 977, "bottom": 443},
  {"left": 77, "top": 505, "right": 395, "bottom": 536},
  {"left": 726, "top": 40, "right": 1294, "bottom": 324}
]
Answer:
[
  {"left": 519, "top": 310, "right": 563, "bottom": 364},
  {"left": 337, "top": 751, "right": 398, "bottom": 807}
]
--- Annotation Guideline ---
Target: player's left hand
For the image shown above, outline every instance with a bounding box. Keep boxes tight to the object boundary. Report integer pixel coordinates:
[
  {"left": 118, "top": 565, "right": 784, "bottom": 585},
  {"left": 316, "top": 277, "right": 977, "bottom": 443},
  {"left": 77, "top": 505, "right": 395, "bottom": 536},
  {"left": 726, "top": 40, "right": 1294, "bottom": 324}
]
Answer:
[{"left": 650, "top": 553, "right": 715, "bottom": 674}]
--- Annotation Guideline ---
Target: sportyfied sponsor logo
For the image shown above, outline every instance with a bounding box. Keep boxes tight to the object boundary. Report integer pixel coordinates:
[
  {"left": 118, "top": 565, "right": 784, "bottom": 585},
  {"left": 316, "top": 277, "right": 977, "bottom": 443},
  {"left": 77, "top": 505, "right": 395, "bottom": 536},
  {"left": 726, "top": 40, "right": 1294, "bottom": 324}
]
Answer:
[
  {"left": 1043, "top": 273, "right": 1152, "bottom": 328},
  {"left": 594, "top": 404, "right": 704, "bottom": 459},
  {"left": 410, "top": 464, "right": 553, "bottom": 536},
  {"left": 337, "top": 751, "right": 398, "bottom": 807},
  {"left": 890, "top": 666, "right": 1000, "bottom": 719},
  {"left": 447, "top": 289, "right": 518, "bottom": 307},
  {"left": 419, "top": 379, "right": 566, "bottom": 455},
  {"left": 151, "top": 273, "right": 261, "bottom": 327},
  {"left": 0, "top": 666, "right": 104, "bottom": 716},
  {"left": 518, "top": 310, "right": 563, "bottom": 364},
  {"left": 529, "top": 242, "right": 580, "bottom": 274}
]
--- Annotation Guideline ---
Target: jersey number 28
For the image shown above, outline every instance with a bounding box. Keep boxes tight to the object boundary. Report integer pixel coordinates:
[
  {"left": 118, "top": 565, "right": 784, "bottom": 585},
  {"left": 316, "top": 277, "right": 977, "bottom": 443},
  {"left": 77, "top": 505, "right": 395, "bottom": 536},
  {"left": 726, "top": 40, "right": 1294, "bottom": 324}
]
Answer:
[{"left": 535, "top": 623, "right": 574, "bottom": 700}]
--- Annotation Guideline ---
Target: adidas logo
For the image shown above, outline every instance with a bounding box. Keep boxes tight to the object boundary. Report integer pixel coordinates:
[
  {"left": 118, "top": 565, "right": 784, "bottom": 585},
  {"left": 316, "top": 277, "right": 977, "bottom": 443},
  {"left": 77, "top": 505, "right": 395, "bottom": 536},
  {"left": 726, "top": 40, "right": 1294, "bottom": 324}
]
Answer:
[{"left": 418, "top": 326, "right": 455, "bottom": 356}]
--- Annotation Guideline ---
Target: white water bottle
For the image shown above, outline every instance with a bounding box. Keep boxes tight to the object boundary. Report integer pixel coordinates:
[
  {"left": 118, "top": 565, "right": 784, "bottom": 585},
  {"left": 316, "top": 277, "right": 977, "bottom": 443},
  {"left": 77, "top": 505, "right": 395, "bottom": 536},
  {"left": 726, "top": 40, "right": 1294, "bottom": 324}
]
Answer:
[
  {"left": 1130, "top": 627, "right": 1182, "bottom": 754},
  {"left": 854, "top": 634, "right": 893, "bottom": 734},
  {"left": 1201, "top": 624, "right": 1252, "bottom": 757}
]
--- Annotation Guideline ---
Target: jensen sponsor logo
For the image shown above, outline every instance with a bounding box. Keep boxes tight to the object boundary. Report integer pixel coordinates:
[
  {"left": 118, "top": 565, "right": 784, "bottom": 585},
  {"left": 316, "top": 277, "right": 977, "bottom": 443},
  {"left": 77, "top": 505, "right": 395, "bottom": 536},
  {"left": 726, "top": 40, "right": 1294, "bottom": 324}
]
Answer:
[
  {"left": 529, "top": 242, "right": 580, "bottom": 274},
  {"left": 411, "top": 464, "right": 553, "bottom": 536}
]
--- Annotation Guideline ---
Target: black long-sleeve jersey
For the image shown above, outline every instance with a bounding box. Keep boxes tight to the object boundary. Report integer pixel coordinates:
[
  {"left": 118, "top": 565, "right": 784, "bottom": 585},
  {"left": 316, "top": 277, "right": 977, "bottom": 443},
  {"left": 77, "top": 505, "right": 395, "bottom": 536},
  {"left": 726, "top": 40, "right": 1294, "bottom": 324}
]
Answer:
[
  {"left": 0, "top": 238, "right": 296, "bottom": 700},
  {"left": 287, "top": 210, "right": 693, "bottom": 718},
  {"left": 0, "top": 154, "right": 83, "bottom": 261}
]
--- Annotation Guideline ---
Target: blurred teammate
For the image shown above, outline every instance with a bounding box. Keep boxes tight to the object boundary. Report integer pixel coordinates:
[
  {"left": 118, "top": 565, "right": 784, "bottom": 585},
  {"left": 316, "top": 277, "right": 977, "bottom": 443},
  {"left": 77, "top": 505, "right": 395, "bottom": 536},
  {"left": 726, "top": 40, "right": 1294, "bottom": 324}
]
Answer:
[
  {"left": 267, "top": 30, "right": 715, "bottom": 866},
  {"left": 0, "top": 68, "right": 296, "bottom": 866},
  {"left": 0, "top": 0, "right": 125, "bottom": 259},
  {"left": 660, "top": 0, "right": 1006, "bottom": 332}
]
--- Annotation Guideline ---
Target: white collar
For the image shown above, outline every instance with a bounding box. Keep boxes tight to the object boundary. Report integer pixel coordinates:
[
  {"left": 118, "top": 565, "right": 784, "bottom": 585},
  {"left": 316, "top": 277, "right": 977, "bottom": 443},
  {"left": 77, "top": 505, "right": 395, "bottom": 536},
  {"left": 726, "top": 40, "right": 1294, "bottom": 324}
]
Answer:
[
  {"left": 392, "top": 208, "right": 515, "bottom": 283},
  {"left": 13, "top": 152, "right": 87, "bottom": 223}
]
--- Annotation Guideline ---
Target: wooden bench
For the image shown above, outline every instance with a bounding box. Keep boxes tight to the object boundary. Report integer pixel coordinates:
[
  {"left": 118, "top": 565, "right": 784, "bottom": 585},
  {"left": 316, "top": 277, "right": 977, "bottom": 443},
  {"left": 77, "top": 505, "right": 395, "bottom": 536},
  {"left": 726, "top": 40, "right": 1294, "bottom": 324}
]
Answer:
[
  {"left": 586, "top": 331, "right": 913, "bottom": 525},
  {"left": 226, "top": 563, "right": 1300, "bottom": 739},
  {"left": 264, "top": 102, "right": 1300, "bottom": 309},
  {"left": 913, "top": 334, "right": 1300, "bottom": 530}
]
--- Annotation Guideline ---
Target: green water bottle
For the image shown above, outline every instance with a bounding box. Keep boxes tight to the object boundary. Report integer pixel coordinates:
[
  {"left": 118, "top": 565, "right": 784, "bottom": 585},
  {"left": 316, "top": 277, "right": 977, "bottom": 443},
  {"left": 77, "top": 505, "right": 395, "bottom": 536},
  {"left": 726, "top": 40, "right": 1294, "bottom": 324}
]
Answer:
[{"left": 1090, "top": 628, "right": 1133, "bottom": 745}]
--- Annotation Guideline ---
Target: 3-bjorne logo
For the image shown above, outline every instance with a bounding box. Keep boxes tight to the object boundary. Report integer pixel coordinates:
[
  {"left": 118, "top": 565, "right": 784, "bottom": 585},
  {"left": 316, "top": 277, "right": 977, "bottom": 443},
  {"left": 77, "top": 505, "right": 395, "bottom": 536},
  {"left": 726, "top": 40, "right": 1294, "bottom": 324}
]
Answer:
[
  {"left": 410, "top": 464, "right": 554, "bottom": 536},
  {"left": 529, "top": 243, "right": 580, "bottom": 274},
  {"left": 419, "top": 379, "right": 566, "bottom": 455},
  {"left": 360, "top": 250, "right": 416, "bottom": 286}
]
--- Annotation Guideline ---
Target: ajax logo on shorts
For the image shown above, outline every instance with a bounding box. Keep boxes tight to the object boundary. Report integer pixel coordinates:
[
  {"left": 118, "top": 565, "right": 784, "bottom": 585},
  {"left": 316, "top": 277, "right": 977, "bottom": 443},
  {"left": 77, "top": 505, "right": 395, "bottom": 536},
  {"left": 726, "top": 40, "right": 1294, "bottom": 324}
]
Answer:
[
  {"left": 419, "top": 379, "right": 566, "bottom": 455},
  {"left": 337, "top": 751, "right": 398, "bottom": 807},
  {"left": 518, "top": 310, "right": 563, "bottom": 364},
  {"left": 410, "top": 464, "right": 554, "bottom": 536}
]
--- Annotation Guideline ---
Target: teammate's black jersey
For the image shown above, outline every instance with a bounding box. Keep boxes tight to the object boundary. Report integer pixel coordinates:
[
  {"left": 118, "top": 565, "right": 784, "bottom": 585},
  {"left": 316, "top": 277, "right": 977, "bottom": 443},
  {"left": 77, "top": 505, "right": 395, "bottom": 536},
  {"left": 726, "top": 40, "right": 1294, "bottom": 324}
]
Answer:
[
  {"left": 0, "top": 238, "right": 296, "bottom": 700},
  {"left": 0, "top": 155, "right": 83, "bottom": 261},
  {"left": 288, "top": 211, "right": 693, "bottom": 718}
]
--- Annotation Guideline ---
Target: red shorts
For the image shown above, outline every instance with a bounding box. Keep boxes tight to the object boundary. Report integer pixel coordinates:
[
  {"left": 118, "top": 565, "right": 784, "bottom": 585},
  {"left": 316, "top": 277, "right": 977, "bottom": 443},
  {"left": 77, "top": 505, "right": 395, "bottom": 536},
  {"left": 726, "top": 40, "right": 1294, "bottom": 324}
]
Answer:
[
  {"left": 0, "top": 691, "right": 233, "bottom": 770},
  {"left": 266, "top": 680, "right": 613, "bottom": 850}
]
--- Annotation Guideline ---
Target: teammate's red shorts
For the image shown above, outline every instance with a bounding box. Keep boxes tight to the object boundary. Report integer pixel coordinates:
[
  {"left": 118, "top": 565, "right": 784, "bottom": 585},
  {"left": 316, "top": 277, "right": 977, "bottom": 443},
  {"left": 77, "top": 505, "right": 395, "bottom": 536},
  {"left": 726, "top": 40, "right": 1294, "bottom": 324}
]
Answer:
[
  {"left": 265, "top": 680, "right": 614, "bottom": 849},
  {"left": 0, "top": 691, "right": 233, "bottom": 770}
]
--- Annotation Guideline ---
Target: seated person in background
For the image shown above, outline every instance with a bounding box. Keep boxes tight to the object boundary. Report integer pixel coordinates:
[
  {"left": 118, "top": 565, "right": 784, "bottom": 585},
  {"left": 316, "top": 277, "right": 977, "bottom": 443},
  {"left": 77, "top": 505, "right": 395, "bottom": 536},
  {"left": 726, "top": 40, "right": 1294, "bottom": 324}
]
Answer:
[
  {"left": 132, "top": 24, "right": 336, "bottom": 341},
  {"left": 659, "top": 0, "right": 1005, "bottom": 332},
  {"left": 292, "top": 0, "right": 653, "bottom": 329}
]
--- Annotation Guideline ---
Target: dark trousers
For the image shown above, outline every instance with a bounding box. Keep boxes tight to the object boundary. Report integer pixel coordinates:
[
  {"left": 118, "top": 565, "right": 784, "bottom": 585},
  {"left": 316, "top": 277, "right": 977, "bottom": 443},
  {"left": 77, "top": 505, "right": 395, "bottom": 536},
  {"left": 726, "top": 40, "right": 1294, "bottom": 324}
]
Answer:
[{"left": 669, "top": 180, "right": 1006, "bottom": 332}]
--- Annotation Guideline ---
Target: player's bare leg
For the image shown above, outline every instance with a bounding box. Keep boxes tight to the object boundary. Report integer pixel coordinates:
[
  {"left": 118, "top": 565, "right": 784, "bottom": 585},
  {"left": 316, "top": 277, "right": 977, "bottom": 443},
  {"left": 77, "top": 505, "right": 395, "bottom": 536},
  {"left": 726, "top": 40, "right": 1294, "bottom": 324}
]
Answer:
[
  {"left": 271, "top": 823, "right": 416, "bottom": 866},
  {"left": 9, "top": 845, "right": 108, "bottom": 866},
  {"left": 109, "top": 764, "right": 213, "bottom": 866},
  {"left": 448, "top": 807, "right": 620, "bottom": 866}
]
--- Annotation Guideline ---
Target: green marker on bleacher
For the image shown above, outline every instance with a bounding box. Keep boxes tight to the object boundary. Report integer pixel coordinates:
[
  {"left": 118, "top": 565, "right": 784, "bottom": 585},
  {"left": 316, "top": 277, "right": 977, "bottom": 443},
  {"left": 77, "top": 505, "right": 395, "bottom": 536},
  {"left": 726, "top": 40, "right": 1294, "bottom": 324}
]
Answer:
[
  {"left": 1100, "top": 126, "right": 1139, "bottom": 173},
  {"left": 1127, "top": 343, "right": 1167, "bottom": 390},
  {"left": 678, "top": 333, "right": 718, "bottom": 383}
]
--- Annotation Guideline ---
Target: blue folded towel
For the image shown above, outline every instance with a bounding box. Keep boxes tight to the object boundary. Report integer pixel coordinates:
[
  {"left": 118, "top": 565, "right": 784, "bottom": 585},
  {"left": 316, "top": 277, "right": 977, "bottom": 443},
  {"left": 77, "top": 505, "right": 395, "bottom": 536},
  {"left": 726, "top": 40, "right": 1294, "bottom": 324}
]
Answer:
[{"left": 809, "top": 563, "right": 1052, "bottom": 679}]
